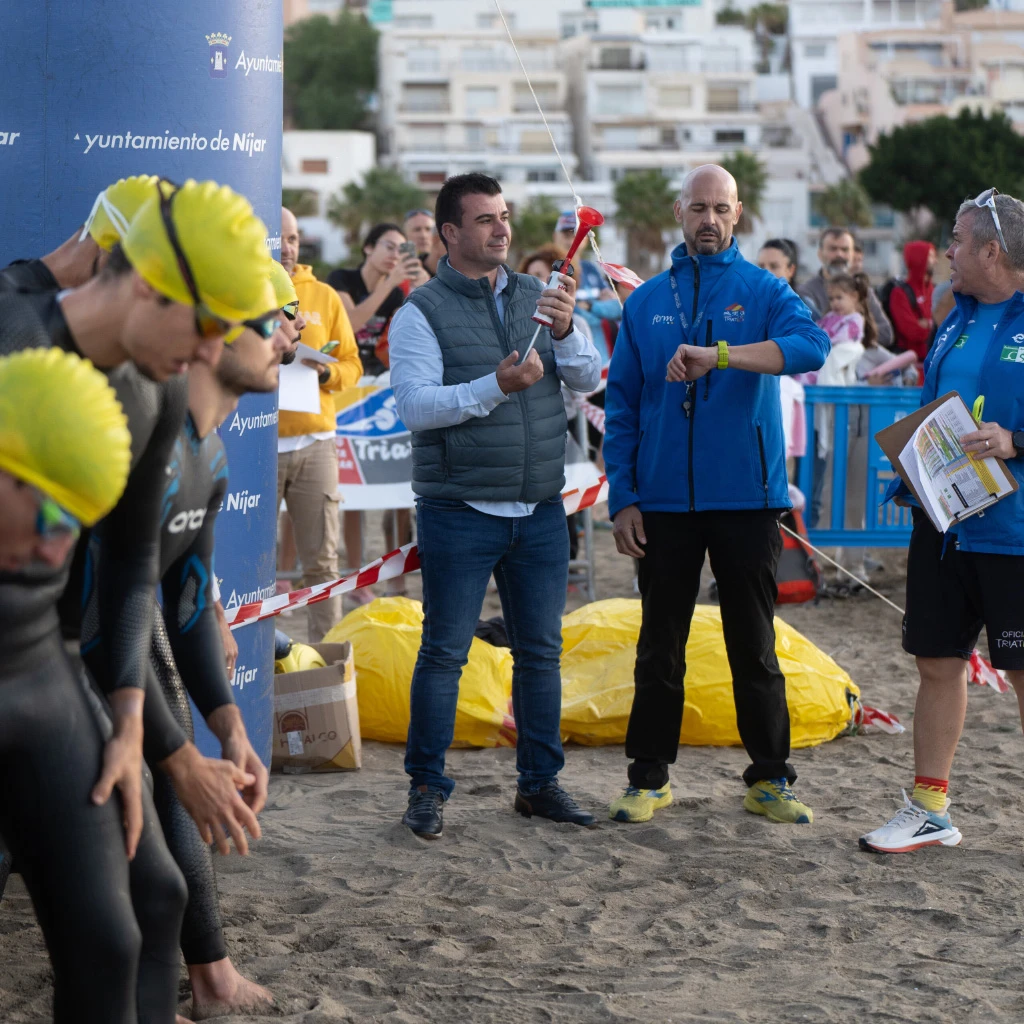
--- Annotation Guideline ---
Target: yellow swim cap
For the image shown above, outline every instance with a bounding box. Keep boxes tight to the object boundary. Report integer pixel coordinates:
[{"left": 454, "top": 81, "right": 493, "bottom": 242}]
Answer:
[
  {"left": 122, "top": 179, "right": 273, "bottom": 322},
  {"left": 269, "top": 260, "right": 298, "bottom": 309},
  {"left": 82, "top": 175, "right": 160, "bottom": 252},
  {"left": 222, "top": 263, "right": 281, "bottom": 344},
  {"left": 0, "top": 349, "right": 132, "bottom": 525},
  {"left": 275, "top": 642, "right": 327, "bottom": 675}
]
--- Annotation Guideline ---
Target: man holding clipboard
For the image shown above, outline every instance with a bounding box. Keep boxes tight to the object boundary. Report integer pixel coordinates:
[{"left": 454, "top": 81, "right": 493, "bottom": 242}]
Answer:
[{"left": 861, "top": 190, "right": 1024, "bottom": 854}]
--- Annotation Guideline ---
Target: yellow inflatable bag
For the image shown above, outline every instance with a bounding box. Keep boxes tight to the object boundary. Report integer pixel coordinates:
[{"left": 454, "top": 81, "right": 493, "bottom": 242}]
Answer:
[
  {"left": 560, "top": 599, "right": 857, "bottom": 748},
  {"left": 324, "top": 597, "right": 514, "bottom": 747}
]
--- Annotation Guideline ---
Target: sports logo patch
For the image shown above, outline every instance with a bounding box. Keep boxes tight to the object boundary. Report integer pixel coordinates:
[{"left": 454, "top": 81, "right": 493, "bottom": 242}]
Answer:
[
  {"left": 723, "top": 303, "right": 745, "bottom": 323},
  {"left": 1000, "top": 344, "right": 1024, "bottom": 364}
]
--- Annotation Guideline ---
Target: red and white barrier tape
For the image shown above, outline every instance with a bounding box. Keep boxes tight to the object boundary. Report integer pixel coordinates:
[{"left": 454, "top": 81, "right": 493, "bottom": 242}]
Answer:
[
  {"left": 968, "top": 649, "right": 1011, "bottom": 693},
  {"left": 581, "top": 399, "right": 606, "bottom": 435},
  {"left": 228, "top": 475, "right": 609, "bottom": 630},
  {"left": 854, "top": 703, "right": 905, "bottom": 735}
]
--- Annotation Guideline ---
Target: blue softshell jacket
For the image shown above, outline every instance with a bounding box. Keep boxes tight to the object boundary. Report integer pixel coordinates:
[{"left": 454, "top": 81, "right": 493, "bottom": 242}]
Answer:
[
  {"left": 604, "top": 239, "right": 831, "bottom": 518},
  {"left": 883, "top": 290, "right": 1024, "bottom": 555}
]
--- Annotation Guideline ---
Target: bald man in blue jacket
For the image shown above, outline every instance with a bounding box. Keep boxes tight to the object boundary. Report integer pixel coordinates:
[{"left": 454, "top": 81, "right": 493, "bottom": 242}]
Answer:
[{"left": 604, "top": 164, "right": 831, "bottom": 827}]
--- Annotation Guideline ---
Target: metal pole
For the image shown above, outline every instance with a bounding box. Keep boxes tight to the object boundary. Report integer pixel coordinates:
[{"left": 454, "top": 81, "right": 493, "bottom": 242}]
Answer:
[{"left": 575, "top": 407, "right": 596, "bottom": 603}]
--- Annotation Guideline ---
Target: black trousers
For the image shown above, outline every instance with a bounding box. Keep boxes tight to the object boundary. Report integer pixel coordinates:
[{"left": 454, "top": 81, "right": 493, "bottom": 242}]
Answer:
[{"left": 625, "top": 509, "right": 795, "bottom": 789}]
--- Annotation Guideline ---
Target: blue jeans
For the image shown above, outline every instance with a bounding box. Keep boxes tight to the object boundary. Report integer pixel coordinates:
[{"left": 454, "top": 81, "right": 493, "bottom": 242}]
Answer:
[{"left": 405, "top": 495, "right": 569, "bottom": 798}]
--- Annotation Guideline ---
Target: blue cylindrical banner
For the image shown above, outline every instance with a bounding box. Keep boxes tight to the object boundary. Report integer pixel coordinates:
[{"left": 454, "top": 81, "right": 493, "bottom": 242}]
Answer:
[{"left": 0, "top": 2, "right": 284, "bottom": 764}]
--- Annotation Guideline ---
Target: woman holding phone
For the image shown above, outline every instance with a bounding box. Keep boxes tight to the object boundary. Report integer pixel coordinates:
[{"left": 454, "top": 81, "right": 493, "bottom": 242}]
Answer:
[
  {"left": 328, "top": 223, "right": 427, "bottom": 377},
  {"left": 329, "top": 222, "right": 426, "bottom": 602}
]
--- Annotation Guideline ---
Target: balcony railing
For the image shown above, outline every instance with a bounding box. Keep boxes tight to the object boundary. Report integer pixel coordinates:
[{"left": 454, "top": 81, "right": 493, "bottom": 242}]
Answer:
[
  {"left": 705, "top": 99, "right": 757, "bottom": 113},
  {"left": 400, "top": 101, "right": 452, "bottom": 114},
  {"left": 403, "top": 54, "right": 559, "bottom": 76}
]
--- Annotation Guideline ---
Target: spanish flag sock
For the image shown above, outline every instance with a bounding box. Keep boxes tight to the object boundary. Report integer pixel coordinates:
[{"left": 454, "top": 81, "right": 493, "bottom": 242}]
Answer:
[{"left": 912, "top": 776, "right": 949, "bottom": 813}]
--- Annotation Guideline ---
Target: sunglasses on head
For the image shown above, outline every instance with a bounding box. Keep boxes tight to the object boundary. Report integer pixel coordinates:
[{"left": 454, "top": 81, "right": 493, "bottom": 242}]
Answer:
[
  {"left": 973, "top": 188, "right": 1008, "bottom": 254},
  {"left": 157, "top": 179, "right": 236, "bottom": 340},
  {"left": 33, "top": 489, "right": 80, "bottom": 543},
  {"left": 404, "top": 208, "right": 433, "bottom": 220}
]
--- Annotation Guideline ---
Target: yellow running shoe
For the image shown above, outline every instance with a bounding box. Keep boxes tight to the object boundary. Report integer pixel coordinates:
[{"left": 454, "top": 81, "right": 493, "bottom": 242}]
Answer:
[
  {"left": 743, "top": 779, "right": 813, "bottom": 824},
  {"left": 608, "top": 784, "right": 673, "bottom": 823}
]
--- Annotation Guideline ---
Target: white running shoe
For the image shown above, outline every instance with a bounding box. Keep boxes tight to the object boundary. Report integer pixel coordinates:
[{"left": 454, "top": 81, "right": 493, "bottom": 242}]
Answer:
[{"left": 859, "top": 790, "right": 962, "bottom": 854}]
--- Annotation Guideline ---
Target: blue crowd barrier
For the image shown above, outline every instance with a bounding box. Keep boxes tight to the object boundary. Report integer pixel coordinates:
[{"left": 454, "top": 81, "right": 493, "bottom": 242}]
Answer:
[{"left": 797, "top": 385, "right": 923, "bottom": 548}]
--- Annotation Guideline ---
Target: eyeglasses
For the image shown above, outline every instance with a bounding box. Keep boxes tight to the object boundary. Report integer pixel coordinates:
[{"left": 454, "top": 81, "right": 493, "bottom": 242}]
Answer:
[
  {"left": 34, "top": 489, "right": 80, "bottom": 542},
  {"left": 974, "top": 188, "right": 1008, "bottom": 254},
  {"left": 157, "top": 179, "right": 236, "bottom": 339},
  {"left": 281, "top": 300, "right": 299, "bottom": 322}
]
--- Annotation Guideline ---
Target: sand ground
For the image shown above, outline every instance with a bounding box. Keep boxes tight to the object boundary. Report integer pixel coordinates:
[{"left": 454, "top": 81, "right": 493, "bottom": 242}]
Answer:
[{"left": 3, "top": 509, "right": 1023, "bottom": 1023}]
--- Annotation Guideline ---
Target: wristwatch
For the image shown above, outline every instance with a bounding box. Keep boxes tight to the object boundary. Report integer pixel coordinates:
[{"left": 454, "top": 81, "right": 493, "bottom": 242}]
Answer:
[{"left": 1012, "top": 430, "right": 1024, "bottom": 458}]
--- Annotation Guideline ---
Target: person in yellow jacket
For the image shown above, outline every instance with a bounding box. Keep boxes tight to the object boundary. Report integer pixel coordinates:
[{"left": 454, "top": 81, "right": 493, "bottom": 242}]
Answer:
[{"left": 279, "top": 207, "right": 363, "bottom": 640}]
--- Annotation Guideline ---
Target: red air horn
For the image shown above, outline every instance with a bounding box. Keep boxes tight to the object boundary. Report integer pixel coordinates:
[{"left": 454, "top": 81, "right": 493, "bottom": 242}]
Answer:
[
  {"left": 519, "top": 206, "right": 604, "bottom": 361},
  {"left": 531, "top": 205, "right": 605, "bottom": 329}
]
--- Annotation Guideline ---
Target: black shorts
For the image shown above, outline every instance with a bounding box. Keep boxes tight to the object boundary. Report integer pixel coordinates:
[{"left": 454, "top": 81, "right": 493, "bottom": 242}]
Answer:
[{"left": 903, "top": 511, "right": 1024, "bottom": 670}]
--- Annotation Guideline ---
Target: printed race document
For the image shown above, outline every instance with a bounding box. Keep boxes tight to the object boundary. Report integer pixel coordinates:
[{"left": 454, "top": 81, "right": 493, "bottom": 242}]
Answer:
[
  {"left": 278, "top": 343, "right": 337, "bottom": 415},
  {"left": 877, "top": 392, "right": 1017, "bottom": 533}
]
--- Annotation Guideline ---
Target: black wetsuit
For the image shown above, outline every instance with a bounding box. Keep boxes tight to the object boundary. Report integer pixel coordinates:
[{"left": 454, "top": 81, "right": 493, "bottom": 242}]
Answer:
[
  {"left": 84, "top": 413, "right": 234, "bottom": 965},
  {"left": 0, "top": 291, "right": 188, "bottom": 1024},
  {"left": 0, "top": 256, "right": 59, "bottom": 294}
]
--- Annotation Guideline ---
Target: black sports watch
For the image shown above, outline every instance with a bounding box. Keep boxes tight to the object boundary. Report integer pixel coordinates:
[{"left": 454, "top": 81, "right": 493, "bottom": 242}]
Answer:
[{"left": 1012, "top": 430, "right": 1024, "bottom": 458}]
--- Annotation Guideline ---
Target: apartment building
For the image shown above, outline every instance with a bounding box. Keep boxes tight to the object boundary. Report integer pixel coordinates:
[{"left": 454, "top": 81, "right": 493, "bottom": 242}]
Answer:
[
  {"left": 281, "top": 130, "right": 376, "bottom": 263},
  {"left": 790, "top": 0, "right": 945, "bottom": 109},
  {"left": 377, "top": 11, "right": 580, "bottom": 208},
  {"left": 818, "top": 3, "right": 1024, "bottom": 172}
]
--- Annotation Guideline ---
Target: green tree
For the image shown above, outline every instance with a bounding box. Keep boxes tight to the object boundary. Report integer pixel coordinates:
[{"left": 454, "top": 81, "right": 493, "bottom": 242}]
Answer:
[
  {"left": 746, "top": 3, "right": 788, "bottom": 34},
  {"left": 282, "top": 188, "right": 319, "bottom": 218},
  {"left": 815, "top": 179, "right": 873, "bottom": 229},
  {"left": 284, "top": 12, "right": 378, "bottom": 130},
  {"left": 612, "top": 170, "right": 678, "bottom": 279},
  {"left": 720, "top": 151, "right": 768, "bottom": 234},
  {"left": 716, "top": 5, "right": 746, "bottom": 26},
  {"left": 955, "top": 0, "right": 987, "bottom": 9},
  {"left": 510, "top": 195, "right": 561, "bottom": 263},
  {"left": 860, "top": 109, "right": 1024, "bottom": 234},
  {"left": 326, "top": 168, "right": 426, "bottom": 249}
]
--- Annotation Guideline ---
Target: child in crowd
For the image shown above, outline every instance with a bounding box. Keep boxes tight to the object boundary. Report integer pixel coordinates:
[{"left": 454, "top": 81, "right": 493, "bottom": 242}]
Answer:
[
  {"left": 819, "top": 272, "right": 873, "bottom": 372},
  {"left": 811, "top": 274, "right": 875, "bottom": 581}
]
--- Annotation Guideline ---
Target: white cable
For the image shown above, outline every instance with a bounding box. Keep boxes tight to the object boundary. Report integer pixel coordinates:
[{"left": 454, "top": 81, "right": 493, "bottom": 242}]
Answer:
[
  {"left": 493, "top": 0, "right": 624, "bottom": 308},
  {"left": 493, "top": 0, "right": 580, "bottom": 206},
  {"left": 779, "top": 522, "right": 906, "bottom": 616}
]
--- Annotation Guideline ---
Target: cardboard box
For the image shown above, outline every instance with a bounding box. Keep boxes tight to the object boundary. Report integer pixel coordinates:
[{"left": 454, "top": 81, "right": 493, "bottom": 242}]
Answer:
[{"left": 272, "top": 642, "right": 361, "bottom": 772}]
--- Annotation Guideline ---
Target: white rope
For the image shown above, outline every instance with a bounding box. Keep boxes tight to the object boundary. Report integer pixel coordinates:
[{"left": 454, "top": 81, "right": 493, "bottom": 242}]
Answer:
[
  {"left": 779, "top": 522, "right": 906, "bottom": 616},
  {"left": 492, "top": 0, "right": 579, "bottom": 207},
  {"left": 492, "top": 0, "right": 624, "bottom": 308}
]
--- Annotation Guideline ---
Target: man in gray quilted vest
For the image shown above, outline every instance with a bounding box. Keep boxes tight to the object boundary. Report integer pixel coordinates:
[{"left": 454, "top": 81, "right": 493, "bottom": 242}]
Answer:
[{"left": 389, "top": 173, "right": 603, "bottom": 838}]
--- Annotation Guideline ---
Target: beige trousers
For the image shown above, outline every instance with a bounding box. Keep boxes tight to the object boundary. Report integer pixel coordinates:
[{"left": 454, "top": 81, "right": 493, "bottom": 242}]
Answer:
[{"left": 277, "top": 438, "right": 341, "bottom": 642}]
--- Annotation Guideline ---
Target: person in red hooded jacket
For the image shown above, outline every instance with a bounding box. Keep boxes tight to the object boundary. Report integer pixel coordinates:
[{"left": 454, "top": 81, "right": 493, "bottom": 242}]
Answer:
[{"left": 889, "top": 240, "right": 936, "bottom": 361}]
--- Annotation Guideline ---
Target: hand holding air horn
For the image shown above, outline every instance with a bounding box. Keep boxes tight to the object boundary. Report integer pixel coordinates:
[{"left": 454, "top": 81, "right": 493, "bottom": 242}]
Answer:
[{"left": 521, "top": 205, "right": 605, "bottom": 359}]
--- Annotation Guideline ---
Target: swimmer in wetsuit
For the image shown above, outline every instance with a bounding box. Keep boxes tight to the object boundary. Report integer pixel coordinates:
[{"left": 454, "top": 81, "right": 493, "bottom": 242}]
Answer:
[
  {"left": 82, "top": 265, "right": 300, "bottom": 1019},
  {"left": 0, "top": 348, "right": 148, "bottom": 1024},
  {"left": 0, "top": 179, "right": 275, "bottom": 1024}
]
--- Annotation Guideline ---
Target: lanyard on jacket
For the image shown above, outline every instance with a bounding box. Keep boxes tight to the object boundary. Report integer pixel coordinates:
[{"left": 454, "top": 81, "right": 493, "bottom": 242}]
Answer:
[{"left": 668, "top": 259, "right": 737, "bottom": 415}]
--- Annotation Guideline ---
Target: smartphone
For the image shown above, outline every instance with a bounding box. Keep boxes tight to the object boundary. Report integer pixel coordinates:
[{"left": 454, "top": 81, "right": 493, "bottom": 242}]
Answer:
[{"left": 398, "top": 241, "right": 417, "bottom": 258}]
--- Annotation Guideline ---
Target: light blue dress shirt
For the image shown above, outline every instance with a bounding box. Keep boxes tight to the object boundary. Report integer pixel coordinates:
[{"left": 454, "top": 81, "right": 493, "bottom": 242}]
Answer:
[{"left": 389, "top": 265, "right": 603, "bottom": 517}]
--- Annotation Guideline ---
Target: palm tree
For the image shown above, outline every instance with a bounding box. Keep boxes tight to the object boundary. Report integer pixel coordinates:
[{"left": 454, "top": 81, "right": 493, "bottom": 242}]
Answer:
[
  {"left": 612, "top": 170, "right": 678, "bottom": 279},
  {"left": 326, "top": 168, "right": 427, "bottom": 249},
  {"left": 720, "top": 151, "right": 768, "bottom": 235},
  {"left": 817, "top": 179, "right": 873, "bottom": 229}
]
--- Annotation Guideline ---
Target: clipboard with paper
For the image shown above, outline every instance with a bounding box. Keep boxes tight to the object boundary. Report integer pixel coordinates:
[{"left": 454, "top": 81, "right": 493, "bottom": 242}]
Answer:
[{"left": 875, "top": 391, "right": 1018, "bottom": 533}]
